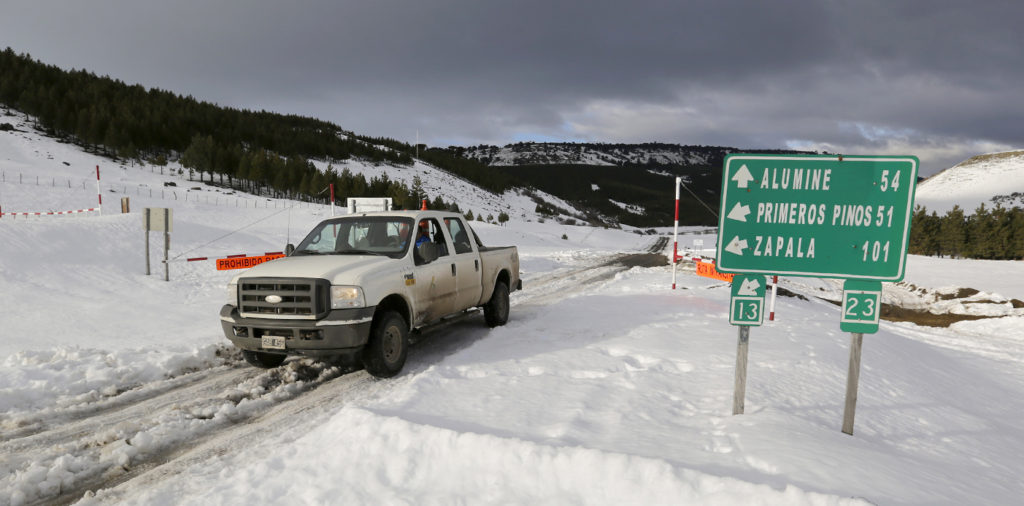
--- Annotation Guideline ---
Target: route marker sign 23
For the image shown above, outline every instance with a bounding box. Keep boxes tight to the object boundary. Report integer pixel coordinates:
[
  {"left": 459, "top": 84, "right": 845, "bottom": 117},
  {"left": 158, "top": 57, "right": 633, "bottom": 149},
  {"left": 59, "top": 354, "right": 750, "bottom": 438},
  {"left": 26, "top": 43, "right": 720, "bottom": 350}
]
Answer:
[
  {"left": 841, "top": 280, "right": 882, "bottom": 333},
  {"left": 716, "top": 154, "right": 918, "bottom": 281}
]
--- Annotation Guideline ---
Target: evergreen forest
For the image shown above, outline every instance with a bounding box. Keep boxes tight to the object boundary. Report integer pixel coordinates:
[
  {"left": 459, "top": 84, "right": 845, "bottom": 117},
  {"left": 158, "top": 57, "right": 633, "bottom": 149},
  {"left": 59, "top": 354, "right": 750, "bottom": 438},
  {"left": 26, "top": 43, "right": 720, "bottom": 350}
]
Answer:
[
  {"left": 908, "top": 204, "right": 1024, "bottom": 260},
  {"left": 0, "top": 48, "right": 504, "bottom": 210}
]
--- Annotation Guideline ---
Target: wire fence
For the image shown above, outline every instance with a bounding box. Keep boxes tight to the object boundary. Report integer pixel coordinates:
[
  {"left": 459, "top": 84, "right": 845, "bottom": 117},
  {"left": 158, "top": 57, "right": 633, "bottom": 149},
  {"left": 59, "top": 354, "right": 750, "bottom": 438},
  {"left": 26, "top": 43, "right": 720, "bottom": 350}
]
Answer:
[{"left": 0, "top": 169, "right": 330, "bottom": 215}]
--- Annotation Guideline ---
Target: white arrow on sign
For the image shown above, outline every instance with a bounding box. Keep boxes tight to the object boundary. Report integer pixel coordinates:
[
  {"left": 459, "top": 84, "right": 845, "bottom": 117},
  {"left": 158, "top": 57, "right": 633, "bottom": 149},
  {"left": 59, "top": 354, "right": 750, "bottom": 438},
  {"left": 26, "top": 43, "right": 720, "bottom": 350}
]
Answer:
[
  {"left": 731, "top": 164, "right": 754, "bottom": 188},
  {"left": 725, "top": 236, "right": 748, "bottom": 256},
  {"left": 737, "top": 277, "right": 761, "bottom": 296},
  {"left": 727, "top": 202, "right": 750, "bottom": 222}
]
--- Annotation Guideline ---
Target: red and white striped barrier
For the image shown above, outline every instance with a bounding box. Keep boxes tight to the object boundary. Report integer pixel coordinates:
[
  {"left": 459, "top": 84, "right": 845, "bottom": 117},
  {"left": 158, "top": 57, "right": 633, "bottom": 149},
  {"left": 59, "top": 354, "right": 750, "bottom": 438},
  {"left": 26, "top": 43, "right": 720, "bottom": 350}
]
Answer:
[
  {"left": 1, "top": 166, "right": 102, "bottom": 219},
  {"left": 1, "top": 207, "right": 99, "bottom": 218}
]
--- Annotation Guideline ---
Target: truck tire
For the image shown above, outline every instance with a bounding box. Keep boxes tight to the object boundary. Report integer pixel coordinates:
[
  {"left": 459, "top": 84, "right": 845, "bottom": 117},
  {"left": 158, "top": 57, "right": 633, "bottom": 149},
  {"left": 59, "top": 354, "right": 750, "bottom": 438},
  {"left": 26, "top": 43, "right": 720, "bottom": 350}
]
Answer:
[
  {"left": 242, "top": 350, "right": 286, "bottom": 368},
  {"left": 362, "top": 311, "right": 409, "bottom": 378},
  {"left": 484, "top": 280, "right": 510, "bottom": 327}
]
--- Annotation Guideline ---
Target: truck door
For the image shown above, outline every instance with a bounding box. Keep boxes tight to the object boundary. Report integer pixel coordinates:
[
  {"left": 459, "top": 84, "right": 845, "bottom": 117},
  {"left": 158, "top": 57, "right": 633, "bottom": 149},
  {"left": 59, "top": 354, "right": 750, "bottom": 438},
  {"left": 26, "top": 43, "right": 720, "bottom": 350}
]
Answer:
[
  {"left": 446, "top": 217, "right": 483, "bottom": 310},
  {"left": 411, "top": 218, "right": 457, "bottom": 324}
]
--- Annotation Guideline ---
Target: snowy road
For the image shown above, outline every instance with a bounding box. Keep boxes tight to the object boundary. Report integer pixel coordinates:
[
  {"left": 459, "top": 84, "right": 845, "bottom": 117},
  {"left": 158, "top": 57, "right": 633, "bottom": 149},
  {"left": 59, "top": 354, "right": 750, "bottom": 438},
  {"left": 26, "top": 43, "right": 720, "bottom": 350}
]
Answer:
[
  {"left": 6, "top": 244, "right": 657, "bottom": 506},
  {"left": 3, "top": 355, "right": 356, "bottom": 505}
]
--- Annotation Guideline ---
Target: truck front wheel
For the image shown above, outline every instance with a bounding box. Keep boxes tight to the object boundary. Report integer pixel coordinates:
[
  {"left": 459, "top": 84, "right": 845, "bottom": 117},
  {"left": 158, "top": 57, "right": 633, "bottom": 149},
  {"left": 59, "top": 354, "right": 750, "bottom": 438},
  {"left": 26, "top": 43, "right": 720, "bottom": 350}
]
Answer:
[
  {"left": 362, "top": 311, "right": 409, "bottom": 378},
  {"left": 484, "top": 280, "right": 510, "bottom": 327},
  {"left": 242, "top": 350, "right": 286, "bottom": 368}
]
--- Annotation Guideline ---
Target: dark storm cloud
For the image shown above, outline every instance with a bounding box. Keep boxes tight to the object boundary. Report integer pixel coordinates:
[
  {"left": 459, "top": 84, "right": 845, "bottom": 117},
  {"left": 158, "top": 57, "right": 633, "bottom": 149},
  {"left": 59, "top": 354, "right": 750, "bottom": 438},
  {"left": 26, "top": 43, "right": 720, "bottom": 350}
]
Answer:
[{"left": 2, "top": 0, "right": 1021, "bottom": 174}]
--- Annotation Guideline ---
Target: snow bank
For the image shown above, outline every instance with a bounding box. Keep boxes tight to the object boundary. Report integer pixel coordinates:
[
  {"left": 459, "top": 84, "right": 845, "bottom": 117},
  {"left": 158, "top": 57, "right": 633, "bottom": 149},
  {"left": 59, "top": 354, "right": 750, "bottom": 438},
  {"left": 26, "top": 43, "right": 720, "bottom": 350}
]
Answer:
[
  {"left": 0, "top": 344, "right": 222, "bottom": 419},
  {"left": 116, "top": 407, "right": 866, "bottom": 506}
]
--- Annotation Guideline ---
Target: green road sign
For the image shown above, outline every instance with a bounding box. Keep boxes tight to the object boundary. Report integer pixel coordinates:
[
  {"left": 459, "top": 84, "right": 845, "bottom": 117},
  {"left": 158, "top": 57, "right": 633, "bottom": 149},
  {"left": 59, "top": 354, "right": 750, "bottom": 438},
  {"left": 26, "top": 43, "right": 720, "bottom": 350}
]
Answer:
[
  {"left": 730, "top": 274, "right": 766, "bottom": 326},
  {"left": 840, "top": 280, "right": 882, "bottom": 333},
  {"left": 716, "top": 154, "right": 918, "bottom": 281}
]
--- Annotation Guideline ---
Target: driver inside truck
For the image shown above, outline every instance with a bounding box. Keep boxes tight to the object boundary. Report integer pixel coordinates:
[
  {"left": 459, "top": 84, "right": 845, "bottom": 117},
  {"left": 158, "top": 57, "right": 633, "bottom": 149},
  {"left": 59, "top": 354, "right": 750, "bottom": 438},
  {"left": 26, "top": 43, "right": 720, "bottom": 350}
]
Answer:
[{"left": 415, "top": 221, "right": 431, "bottom": 247}]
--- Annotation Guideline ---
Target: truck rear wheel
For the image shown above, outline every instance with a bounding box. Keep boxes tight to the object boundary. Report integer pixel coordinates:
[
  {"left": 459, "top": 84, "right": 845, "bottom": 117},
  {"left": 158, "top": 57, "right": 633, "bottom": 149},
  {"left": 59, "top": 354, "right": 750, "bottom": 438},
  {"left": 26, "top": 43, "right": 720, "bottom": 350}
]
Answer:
[
  {"left": 362, "top": 311, "right": 409, "bottom": 378},
  {"left": 242, "top": 350, "right": 286, "bottom": 368},
  {"left": 484, "top": 280, "right": 510, "bottom": 327}
]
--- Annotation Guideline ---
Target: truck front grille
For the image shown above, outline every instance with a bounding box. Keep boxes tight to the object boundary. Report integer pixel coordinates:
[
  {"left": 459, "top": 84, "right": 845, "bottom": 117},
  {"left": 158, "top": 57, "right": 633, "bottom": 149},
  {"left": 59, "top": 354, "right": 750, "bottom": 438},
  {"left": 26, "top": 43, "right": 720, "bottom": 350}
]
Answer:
[{"left": 238, "top": 278, "right": 329, "bottom": 319}]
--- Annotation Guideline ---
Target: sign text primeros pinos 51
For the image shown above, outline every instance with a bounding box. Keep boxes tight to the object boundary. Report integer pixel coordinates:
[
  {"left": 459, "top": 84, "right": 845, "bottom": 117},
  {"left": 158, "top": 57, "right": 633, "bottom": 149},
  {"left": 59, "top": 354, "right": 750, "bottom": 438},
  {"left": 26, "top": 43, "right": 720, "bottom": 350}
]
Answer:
[{"left": 716, "top": 154, "right": 918, "bottom": 281}]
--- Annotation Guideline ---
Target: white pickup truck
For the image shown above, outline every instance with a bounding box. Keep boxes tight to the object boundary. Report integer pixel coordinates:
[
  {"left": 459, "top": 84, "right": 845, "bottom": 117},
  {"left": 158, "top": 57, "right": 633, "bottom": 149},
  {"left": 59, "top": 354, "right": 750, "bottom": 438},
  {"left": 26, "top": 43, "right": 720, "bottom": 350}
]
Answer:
[{"left": 220, "top": 210, "right": 521, "bottom": 377}]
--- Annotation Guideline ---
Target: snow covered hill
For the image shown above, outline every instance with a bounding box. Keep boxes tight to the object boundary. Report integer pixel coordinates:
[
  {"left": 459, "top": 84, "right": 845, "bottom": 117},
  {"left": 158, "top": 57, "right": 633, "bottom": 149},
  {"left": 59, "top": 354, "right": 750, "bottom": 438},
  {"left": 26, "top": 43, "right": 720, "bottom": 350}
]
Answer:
[
  {"left": 461, "top": 142, "right": 732, "bottom": 167},
  {"left": 914, "top": 150, "right": 1024, "bottom": 214},
  {"left": 3, "top": 113, "right": 1024, "bottom": 505},
  {"left": 0, "top": 109, "right": 586, "bottom": 227}
]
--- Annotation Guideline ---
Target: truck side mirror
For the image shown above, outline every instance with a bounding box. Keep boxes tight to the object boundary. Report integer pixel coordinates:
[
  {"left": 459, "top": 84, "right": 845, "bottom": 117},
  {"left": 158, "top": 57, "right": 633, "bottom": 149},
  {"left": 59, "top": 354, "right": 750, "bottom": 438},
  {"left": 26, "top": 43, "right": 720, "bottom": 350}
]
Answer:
[
  {"left": 285, "top": 243, "right": 295, "bottom": 256},
  {"left": 415, "top": 242, "right": 439, "bottom": 265}
]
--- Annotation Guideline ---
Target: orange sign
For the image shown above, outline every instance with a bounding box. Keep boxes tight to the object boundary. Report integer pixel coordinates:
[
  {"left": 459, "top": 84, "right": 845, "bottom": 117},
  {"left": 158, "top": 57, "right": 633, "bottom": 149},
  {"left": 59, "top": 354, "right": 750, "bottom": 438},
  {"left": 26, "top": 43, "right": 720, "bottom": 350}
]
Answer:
[
  {"left": 695, "top": 260, "right": 735, "bottom": 282},
  {"left": 216, "top": 254, "right": 285, "bottom": 270}
]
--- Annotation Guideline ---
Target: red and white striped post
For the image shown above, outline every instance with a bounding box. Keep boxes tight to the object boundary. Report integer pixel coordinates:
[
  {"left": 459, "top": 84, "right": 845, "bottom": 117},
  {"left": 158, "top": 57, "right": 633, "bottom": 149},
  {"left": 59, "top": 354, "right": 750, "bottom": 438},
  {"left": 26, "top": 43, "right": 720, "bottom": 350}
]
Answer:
[
  {"left": 769, "top": 275, "right": 779, "bottom": 321},
  {"left": 95, "top": 165, "right": 102, "bottom": 215},
  {"left": 672, "top": 177, "right": 681, "bottom": 289},
  {"left": 330, "top": 183, "right": 336, "bottom": 216}
]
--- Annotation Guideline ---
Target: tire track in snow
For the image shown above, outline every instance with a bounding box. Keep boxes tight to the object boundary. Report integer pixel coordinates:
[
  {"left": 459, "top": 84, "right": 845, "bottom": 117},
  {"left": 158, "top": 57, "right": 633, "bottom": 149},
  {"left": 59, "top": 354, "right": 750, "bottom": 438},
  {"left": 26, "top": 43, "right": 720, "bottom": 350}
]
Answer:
[
  {"left": 514, "top": 236, "right": 668, "bottom": 308},
  {"left": 4, "top": 357, "right": 352, "bottom": 506},
  {"left": 71, "top": 369, "right": 401, "bottom": 505},
  {"left": 1, "top": 361, "right": 251, "bottom": 445}
]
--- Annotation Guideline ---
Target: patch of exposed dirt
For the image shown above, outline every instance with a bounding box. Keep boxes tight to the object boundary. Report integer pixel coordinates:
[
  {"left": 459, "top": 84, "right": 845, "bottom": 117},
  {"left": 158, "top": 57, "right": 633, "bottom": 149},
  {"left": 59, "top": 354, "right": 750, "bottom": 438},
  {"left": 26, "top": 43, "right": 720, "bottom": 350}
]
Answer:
[
  {"left": 937, "top": 288, "right": 980, "bottom": 301},
  {"left": 776, "top": 287, "right": 808, "bottom": 301},
  {"left": 823, "top": 299, "right": 995, "bottom": 328},
  {"left": 610, "top": 253, "right": 669, "bottom": 268},
  {"left": 878, "top": 304, "right": 991, "bottom": 327}
]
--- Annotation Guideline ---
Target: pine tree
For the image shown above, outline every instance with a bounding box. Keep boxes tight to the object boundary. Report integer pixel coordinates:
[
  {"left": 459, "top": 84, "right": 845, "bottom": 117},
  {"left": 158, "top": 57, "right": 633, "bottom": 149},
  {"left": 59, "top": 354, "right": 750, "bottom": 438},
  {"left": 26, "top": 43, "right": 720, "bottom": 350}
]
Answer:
[
  {"left": 410, "top": 175, "right": 425, "bottom": 202},
  {"left": 181, "top": 134, "right": 215, "bottom": 182},
  {"left": 939, "top": 205, "right": 966, "bottom": 258},
  {"left": 1010, "top": 208, "right": 1024, "bottom": 259},
  {"left": 967, "top": 204, "right": 994, "bottom": 259}
]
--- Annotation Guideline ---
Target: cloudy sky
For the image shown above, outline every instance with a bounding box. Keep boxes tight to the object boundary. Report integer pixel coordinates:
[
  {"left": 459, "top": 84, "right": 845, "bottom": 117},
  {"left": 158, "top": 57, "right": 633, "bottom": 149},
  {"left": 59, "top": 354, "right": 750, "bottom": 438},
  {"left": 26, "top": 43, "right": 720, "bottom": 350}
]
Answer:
[{"left": 3, "top": 0, "right": 1021, "bottom": 175}]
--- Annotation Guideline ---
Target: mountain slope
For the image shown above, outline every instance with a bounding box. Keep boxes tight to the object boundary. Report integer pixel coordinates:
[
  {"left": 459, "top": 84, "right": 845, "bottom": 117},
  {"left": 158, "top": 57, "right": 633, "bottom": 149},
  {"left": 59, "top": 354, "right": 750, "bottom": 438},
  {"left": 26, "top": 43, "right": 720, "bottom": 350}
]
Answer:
[
  {"left": 915, "top": 150, "right": 1024, "bottom": 214},
  {"left": 459, "top": 142, "right": 732, "bottom": 167},
  {"left": 452, "top": 142, "right": 815, "bottom": 228}
]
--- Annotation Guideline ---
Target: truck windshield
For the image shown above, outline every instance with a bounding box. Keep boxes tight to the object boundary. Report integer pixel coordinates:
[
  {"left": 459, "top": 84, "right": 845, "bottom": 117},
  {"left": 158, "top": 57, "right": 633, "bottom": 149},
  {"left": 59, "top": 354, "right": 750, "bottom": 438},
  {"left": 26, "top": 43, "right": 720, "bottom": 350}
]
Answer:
[{"left": 292, "top": 216, "right": 415, "bottom": 259}]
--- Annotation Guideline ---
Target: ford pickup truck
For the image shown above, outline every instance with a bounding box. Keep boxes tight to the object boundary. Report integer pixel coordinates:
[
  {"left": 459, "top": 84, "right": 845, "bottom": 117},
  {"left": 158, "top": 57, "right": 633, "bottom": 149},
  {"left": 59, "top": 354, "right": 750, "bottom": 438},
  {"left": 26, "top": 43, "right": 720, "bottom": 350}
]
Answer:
[{"left": 220, "top": 210, "right": 521, "bottom": 377}]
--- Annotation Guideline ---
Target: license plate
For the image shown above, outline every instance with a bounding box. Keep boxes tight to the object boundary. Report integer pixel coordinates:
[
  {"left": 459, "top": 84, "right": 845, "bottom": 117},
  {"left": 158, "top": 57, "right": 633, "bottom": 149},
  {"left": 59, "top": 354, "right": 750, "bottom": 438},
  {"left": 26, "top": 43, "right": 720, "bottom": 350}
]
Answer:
[{"left": 261, "top": 335, "right": 286, "bottom": 350}]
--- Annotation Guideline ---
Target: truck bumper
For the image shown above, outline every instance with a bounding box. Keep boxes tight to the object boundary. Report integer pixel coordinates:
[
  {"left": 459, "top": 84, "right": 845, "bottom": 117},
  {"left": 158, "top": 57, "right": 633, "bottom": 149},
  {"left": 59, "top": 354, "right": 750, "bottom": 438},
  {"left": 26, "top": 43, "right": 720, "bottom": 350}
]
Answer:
[{"left": 219, "top": 305, "right": 375, "bottom": 358}]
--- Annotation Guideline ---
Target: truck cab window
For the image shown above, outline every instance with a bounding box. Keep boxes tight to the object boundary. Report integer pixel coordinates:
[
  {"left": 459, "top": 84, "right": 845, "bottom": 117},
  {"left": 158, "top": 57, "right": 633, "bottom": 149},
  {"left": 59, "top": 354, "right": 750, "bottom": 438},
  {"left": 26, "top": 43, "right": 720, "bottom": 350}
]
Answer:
[{"left": 446, "top": 218, "right": 473, "bottom": 255}]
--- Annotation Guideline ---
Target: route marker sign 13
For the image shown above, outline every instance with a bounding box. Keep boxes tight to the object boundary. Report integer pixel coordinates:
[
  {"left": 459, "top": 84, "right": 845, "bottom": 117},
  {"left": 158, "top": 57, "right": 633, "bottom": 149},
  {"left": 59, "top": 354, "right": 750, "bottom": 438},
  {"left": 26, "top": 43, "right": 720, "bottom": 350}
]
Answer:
[
  {"left": 716, "top": 154, "right": 918, "bottom": 281},
  {"left": 730, "top": 274, "right": 766, "bottom": 326}
]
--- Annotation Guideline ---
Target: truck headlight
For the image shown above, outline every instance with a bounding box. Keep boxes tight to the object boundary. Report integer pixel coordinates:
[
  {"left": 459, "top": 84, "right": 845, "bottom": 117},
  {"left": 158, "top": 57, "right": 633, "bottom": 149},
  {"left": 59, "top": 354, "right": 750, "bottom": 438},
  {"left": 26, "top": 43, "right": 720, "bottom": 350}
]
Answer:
[
  {"left": 331, "top": 285, "right": 365, "bottom": 309},
  {"left": 227, "top": 283, "right": 238, "bottom": 306}
]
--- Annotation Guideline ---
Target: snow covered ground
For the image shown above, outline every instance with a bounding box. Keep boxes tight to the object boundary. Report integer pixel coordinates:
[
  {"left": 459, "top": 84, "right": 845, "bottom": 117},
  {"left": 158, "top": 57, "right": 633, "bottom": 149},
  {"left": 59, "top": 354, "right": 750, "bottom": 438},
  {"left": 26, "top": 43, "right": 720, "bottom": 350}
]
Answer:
[{"left": 3, "top": 117, "right": 1024, "bottom": 505}]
